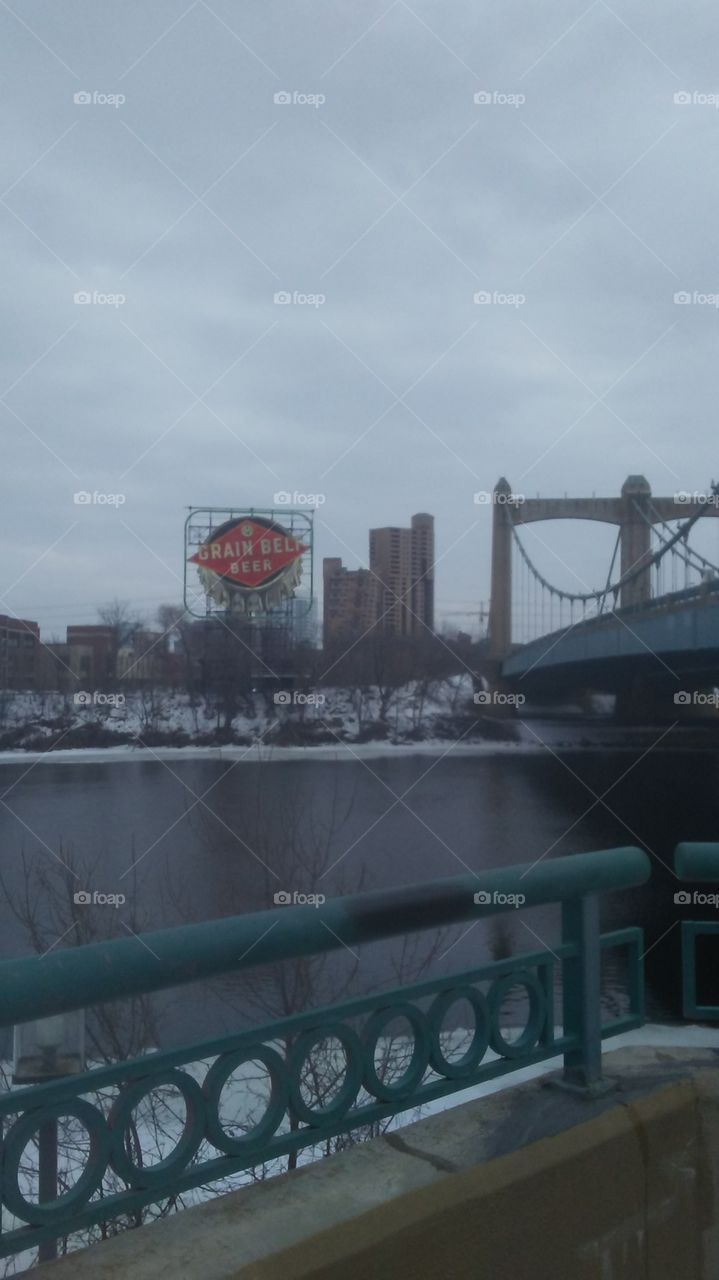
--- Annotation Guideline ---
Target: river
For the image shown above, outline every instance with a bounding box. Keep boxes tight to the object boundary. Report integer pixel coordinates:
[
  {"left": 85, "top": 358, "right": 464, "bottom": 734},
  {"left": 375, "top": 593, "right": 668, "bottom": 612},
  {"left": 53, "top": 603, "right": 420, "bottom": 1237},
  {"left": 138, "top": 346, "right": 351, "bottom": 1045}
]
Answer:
[{"left": 0, "top": 730, "right": 717, "bottom": 1051}]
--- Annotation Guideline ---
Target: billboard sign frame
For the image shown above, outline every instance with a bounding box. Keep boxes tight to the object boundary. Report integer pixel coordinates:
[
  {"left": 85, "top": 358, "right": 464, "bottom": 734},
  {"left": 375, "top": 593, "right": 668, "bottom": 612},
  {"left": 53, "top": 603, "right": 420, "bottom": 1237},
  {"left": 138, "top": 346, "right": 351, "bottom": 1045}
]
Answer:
[{"left": 184, "top": 507, "right": 314, "bottom": 622}]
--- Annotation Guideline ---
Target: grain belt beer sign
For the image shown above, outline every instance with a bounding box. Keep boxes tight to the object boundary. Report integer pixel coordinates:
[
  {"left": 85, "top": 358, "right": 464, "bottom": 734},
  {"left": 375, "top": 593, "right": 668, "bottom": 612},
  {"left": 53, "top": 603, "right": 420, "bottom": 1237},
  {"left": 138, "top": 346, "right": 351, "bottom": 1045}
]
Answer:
[{"left": 188, "top": 514, "right": 308, "bottom": 615}]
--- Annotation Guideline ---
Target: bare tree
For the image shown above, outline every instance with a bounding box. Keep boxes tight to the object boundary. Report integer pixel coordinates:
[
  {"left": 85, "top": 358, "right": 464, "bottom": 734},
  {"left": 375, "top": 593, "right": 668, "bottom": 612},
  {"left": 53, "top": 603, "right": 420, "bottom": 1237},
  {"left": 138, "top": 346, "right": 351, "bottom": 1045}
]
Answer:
[
  {"left": 0, "top": 779, "right": 465, "bottom": 1270},
  {"left": 169, "top": 764, "right": 457, "bottom": 1173},
  {"left": 0, "top": 846, "right": 173, "bottom": 1271},
  {"left": 97, "top": 599, "right": 143, "bottom": 684},
  {"left": 156, "top": 604, "right": 196, "bottom": 694}
]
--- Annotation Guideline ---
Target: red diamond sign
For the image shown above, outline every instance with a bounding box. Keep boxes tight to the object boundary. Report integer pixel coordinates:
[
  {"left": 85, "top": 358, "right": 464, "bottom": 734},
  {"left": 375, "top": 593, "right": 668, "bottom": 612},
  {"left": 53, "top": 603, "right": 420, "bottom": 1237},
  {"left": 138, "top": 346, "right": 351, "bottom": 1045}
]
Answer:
[{"left": 189, "top": 517, "right": 307, "bottom": 589}]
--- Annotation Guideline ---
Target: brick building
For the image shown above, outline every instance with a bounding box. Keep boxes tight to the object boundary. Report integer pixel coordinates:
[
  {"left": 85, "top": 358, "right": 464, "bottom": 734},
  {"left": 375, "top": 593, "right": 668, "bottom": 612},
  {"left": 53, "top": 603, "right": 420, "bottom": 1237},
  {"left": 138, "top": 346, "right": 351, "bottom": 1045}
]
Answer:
[
  {"left": 322, "top": 559, "right": 382, "bottom": 644},
  {"left": 0, "top": 615, "right": 39, "bottom": 689},
  {"left": 66, "top": 626, "right": 115, "bottom": 686}
]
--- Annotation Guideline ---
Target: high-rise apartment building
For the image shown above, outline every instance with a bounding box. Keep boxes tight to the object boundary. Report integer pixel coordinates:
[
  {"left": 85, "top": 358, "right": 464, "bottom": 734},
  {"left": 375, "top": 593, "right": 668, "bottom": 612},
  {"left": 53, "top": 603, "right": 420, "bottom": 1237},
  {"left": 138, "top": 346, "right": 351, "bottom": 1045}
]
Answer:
[
  {"left": 369, "top": 513, "right": 434, "bottom": 637},
  {"left": 410, "top": 512, "right": 434, "bottom": 632},
  {"left": 323, "top": 514, "right": 435, "bottom": 644},
  {"left": 368, "top": 526, "right": 413, "bottom": 635}
]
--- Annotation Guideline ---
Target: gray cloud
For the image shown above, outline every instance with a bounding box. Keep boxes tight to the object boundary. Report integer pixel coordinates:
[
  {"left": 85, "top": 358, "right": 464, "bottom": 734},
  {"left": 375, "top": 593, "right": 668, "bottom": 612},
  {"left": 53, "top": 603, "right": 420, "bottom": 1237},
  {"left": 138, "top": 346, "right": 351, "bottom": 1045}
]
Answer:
[{"left": 2, "top": 0, "right": 719, "bottom": 634}]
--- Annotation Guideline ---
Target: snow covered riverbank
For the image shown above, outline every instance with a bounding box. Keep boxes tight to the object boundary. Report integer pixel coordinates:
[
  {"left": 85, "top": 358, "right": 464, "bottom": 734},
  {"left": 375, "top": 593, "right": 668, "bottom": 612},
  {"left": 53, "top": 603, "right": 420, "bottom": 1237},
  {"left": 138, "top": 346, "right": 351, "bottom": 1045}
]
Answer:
[
  {"left": 0, "top": 678, "right": 709, "bottom": 762},
  {"left": 0, "top": 675, "right": 517, "bottom": 757}
]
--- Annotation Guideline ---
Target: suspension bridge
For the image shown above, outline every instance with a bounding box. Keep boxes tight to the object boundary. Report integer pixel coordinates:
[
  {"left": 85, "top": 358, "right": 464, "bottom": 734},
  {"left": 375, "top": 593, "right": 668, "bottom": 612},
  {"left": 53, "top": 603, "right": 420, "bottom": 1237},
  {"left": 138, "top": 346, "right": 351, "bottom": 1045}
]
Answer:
[{"left": 486, "top": 475, "right": 719, "bottom": 714}]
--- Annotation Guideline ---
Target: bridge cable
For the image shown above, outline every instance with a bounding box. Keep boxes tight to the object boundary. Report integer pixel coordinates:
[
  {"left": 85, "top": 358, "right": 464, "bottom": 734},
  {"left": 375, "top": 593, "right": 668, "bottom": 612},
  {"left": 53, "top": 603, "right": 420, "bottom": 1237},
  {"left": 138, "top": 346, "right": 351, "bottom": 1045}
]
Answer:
[
  {"left": 641, "top": 497, "right": 719, "bottom": 579},
  {"left": 509, "top": 487, "right": 718, "bottom": 608}
]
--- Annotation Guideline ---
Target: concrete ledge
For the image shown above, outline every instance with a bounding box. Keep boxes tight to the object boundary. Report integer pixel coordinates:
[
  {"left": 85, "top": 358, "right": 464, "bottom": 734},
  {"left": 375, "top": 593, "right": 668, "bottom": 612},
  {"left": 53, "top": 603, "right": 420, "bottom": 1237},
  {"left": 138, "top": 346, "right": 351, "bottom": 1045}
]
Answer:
[
  {"left": 39, "top": 1046, "right": 719, "bottom": 1280},
  {"left": 251, "top": 1085, "right": 694, "bottom": 1280}
]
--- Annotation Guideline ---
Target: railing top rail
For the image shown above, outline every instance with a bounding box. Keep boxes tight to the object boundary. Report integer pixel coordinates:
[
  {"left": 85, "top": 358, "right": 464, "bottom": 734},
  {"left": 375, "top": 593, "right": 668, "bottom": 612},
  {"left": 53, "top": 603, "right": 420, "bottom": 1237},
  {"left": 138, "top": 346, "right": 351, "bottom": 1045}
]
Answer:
[
  {"left": 0, "top": 846, "right": 650, "bottom": 1030},
  {"left": 675, "top": 842, "right": 719, "bottom": 881}
]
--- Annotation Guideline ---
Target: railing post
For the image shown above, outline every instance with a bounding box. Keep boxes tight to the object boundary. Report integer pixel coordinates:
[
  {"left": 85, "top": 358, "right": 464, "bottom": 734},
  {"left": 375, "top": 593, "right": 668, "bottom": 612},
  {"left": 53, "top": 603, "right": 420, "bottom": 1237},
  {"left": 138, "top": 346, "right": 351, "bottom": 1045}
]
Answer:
[
  {"left": 37, "top": 1120, "right": 58, "bottom": 1262},
  {"left": 675, "top": 842, "right": 719, "bottom": 1021},
  {"left": 560, "top": 894, "right": 613, "bottom": 1095}
]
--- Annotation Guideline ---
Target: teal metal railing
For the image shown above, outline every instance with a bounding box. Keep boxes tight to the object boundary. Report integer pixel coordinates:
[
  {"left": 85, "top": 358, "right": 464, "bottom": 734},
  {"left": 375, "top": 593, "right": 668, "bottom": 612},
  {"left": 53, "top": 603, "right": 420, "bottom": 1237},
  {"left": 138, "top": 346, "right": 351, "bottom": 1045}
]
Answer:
[
  {"left": 676, "top": 842, "right": 719, "bottom": 1019},
  {"left": 0, "top": 847, "right": 650, "bottom": 1262}
]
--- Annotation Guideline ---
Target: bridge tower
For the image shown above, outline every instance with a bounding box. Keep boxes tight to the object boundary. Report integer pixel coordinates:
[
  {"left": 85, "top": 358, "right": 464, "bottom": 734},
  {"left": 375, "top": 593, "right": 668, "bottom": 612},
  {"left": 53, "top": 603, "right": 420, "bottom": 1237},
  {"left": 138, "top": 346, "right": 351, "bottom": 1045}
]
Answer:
[
  {"left": 488, "top": 478, "right": 513, "bottom": 658},
  {"left": 487, "top": 474, "right": 664, "bottom": 660},
  {"left": 619, "top": 475, "right": 652, "bottom": 608}
]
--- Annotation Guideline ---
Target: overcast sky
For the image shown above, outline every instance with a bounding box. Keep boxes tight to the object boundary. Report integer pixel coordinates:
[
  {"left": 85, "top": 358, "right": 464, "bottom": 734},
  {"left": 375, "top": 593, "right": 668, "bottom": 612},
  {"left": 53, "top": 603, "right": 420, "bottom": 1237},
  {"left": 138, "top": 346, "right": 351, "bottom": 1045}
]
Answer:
[{"left": 3, "top": 0, "right": 719, "bottom": 639}]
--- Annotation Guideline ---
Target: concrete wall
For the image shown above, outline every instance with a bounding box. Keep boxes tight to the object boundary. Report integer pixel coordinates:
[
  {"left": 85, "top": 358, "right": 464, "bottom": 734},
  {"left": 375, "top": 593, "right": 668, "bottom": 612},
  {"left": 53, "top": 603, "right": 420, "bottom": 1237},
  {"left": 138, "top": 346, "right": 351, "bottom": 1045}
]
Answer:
[
  {"left": 256, "top": 1081, "right": 704, "bottom": 1280},
  {"left": 40, "top": 1046, "right": 719, "bottom": 1280}
]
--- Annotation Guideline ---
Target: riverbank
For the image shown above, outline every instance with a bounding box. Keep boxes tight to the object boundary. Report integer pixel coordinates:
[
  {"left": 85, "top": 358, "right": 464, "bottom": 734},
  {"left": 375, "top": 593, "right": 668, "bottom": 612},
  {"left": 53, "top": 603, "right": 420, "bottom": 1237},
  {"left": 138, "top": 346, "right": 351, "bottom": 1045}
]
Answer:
[
  {"left": 0, "top": 740, "right": 535, "bottom": 765},
  {"left": 0, "top": 728, "right": 714, "bottom": 766},
  {"left": 0, "top": 679, "right": 715, "bottom": 760},
  {"left": 0, "top": 676, "right": 516, "bottom": 755}
]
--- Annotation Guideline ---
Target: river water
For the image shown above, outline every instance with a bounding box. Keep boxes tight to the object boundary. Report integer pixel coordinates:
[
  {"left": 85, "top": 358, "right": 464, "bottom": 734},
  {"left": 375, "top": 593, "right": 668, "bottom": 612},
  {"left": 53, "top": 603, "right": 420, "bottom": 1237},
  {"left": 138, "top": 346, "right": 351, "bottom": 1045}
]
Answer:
[{"left": 0, "top": 730, "right": 717, "bottom": 1050}]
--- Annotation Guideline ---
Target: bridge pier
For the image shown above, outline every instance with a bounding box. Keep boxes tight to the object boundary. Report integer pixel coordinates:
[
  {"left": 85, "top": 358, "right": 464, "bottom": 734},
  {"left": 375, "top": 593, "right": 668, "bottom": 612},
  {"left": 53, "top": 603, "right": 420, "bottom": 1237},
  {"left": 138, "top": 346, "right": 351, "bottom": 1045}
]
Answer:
[
  {"left": 472, "top": 663, "right": 524, "bottom": 718},
  {"left": 614, "top": 677, "right": 663, "bottom": 723}
]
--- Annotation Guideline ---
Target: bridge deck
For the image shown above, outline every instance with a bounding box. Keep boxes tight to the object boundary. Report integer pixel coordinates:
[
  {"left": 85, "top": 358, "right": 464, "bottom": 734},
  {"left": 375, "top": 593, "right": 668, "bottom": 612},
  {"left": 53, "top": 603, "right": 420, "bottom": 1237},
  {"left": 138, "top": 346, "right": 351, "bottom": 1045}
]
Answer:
[{"left": 502, "top": 582, "right": 719, "bottom": 689}]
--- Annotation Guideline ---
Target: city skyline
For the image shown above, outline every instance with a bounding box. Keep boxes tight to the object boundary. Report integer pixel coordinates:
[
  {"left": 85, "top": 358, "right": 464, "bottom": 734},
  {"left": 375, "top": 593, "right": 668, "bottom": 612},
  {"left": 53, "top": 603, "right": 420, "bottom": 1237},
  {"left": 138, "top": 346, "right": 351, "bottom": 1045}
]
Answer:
[{"left": 9, "top": 472, "right": 719, "bottom": 641}]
